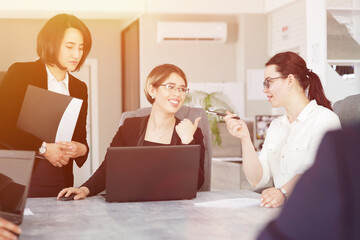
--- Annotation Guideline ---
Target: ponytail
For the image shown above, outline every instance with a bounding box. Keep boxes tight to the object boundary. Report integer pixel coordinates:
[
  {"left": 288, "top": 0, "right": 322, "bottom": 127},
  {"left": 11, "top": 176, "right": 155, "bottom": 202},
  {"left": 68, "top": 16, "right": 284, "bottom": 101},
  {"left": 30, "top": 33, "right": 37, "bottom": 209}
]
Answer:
[
  {"left": 307, "top": 71, "right": 333, "bottom": 110},
  {"left": 266, "top": 51, "right": 333, "bottom": 111}
]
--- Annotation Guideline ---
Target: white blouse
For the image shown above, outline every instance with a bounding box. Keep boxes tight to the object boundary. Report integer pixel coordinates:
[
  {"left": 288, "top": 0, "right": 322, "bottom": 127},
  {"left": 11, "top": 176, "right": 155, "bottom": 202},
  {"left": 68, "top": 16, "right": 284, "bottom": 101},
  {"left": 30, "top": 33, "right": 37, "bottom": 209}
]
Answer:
[
  {"left": 256, "top": 100, "right": 341, "bottom": 189},
  {"left": 46, "top": 65, "right": 70, "bottom": 96}
]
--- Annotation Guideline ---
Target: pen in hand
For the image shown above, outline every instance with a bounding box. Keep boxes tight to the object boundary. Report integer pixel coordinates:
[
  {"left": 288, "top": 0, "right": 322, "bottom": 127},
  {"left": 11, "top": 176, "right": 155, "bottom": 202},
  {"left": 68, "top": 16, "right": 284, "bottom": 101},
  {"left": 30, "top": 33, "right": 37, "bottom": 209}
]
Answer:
[{"left": 206, "top": 110, "right": 240, "bottom": 120}]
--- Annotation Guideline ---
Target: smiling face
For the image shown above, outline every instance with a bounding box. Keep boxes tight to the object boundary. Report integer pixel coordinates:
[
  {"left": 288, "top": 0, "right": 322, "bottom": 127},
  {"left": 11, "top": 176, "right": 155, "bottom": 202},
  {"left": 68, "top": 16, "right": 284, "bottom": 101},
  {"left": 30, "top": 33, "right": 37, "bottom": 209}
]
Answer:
[
  {"left": 58, "top": 28, "right": 84, "bottom": 72},
  {"left": 263, "top": 64, "right": 290, "bottom": 108},
  {"left": 150, "top": 73, "right": 186, "bottom": 115}
]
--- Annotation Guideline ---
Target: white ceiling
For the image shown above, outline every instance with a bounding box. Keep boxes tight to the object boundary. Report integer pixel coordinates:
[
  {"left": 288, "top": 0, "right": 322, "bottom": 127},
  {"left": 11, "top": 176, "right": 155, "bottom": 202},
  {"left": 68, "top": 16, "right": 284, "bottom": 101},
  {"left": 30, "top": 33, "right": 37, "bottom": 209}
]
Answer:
[{"left": 0, "top": 0, "right": 295, "bottom": 19}]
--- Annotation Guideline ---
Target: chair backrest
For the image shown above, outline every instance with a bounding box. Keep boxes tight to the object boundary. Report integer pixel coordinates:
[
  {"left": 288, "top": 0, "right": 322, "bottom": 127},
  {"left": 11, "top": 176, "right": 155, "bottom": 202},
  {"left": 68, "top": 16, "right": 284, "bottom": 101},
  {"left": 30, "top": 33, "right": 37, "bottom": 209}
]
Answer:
[
  {"left": 333, "top": 94, "right": 360, "bottom": 127},
  {"left": 119, "top": 105, "right": 212, "bottom": 191}
]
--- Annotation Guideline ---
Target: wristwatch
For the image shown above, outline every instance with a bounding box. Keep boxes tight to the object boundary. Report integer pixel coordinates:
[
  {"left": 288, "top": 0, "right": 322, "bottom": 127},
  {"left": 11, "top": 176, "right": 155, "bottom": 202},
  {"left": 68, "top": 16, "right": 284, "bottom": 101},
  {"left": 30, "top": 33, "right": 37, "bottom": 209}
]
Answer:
[
  {"left": 277, "top": 187, "right": 288, "bottom": 198},
  {"left": 39, "top": 142, "right": 47, "bottom": 155}
]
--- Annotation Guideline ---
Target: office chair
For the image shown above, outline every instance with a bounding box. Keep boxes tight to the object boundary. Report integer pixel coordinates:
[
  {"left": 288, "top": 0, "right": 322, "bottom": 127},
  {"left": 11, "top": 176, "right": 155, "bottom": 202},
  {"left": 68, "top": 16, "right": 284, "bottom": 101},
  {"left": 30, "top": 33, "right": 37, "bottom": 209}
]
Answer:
[
  {"left": 333, "top": 94, "right": 360, "bottom": 127},
  {"left": 119, "top": 105, "right": 212, "bottom": 191}
]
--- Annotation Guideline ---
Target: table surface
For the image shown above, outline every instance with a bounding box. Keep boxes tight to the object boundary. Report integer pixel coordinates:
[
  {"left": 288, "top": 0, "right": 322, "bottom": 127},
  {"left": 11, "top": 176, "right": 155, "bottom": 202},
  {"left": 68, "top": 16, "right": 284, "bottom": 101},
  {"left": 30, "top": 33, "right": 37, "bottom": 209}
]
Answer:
[{"left": 20, "top": 190, "right": 279, "bottom": 240}]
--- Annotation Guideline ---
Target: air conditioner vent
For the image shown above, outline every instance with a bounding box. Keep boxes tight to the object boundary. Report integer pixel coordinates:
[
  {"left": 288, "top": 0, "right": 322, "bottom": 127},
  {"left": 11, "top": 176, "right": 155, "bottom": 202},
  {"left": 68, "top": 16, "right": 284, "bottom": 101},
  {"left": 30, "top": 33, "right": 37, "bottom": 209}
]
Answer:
[{"left": 157, "top": 21, "right": 227, "bottom": 43}]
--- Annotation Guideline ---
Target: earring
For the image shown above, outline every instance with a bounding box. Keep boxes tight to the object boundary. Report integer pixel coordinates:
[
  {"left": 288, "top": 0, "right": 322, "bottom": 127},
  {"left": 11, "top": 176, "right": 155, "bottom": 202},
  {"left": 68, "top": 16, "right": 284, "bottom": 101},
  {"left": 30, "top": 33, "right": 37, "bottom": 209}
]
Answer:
[
  {"left": 288, "top": 86, "right": 291, "bottom": 91},
  {"left": 151, "top": 95, "right": 155, "bottom": 99}
]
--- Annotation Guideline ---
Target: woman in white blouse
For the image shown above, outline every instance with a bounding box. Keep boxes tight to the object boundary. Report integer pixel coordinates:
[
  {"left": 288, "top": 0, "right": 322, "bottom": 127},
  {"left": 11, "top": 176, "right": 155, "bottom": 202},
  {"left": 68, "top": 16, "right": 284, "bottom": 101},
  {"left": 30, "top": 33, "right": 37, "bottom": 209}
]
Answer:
[{"left": 224, "top": 51, "right": 340, "bottom": 208}]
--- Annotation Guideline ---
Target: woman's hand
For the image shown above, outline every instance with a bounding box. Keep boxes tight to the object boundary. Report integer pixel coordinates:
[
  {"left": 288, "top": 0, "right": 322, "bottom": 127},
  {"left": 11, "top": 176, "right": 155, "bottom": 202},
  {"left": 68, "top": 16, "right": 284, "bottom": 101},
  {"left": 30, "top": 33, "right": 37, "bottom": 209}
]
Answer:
[
  {"left": 59, "top": 141, "right": 87, "bottom": 159},
  {"left": 260, "top": 187, "right": 286, "bottom": 208},
  {"left": 175, "top": 117, "right": 201, "bottom": 144},
  {"left": 57, "top": 187, "right": 89, "bottom": 201},
  {"left": 224, "top": 111, "right": 250, "bottom": 140},
  {"left": 44, "top": 143, "right": 70, "bottom": 168},
  {"left": 0, "top": 217, "right": 21, "bottom": 240}
]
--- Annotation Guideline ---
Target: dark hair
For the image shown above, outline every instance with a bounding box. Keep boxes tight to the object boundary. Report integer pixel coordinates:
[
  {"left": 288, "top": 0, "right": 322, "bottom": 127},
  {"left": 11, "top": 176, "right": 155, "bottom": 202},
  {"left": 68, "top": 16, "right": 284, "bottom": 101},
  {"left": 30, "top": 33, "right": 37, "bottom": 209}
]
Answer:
[
  {"left": 266, "top": 51, "right": 332, "bottom": 110},
  {"left": 37, "top": 13, "right": 92, "bottom": 71},
  {"left": 144, "top": 64, "right": 187, "bottom": 104}
]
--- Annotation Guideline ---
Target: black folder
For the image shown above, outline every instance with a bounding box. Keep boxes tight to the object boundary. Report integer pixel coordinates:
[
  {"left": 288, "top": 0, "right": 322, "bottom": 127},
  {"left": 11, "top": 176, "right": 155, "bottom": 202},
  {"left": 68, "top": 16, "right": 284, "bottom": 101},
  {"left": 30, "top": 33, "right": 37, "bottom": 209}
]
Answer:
[{"left": 16, "top": 85, "right": 83, "bottom": 143}]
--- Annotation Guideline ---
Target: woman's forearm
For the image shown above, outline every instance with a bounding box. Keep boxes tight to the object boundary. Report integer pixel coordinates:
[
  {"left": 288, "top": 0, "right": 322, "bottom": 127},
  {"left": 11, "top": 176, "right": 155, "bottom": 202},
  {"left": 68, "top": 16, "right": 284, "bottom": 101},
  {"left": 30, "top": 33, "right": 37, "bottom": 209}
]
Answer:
[
  {"left": 241, "top": 136, "right": 263, "bottom": 187},
  {"left": 281, "top": 174, "right": 302, "bottom": 196}
]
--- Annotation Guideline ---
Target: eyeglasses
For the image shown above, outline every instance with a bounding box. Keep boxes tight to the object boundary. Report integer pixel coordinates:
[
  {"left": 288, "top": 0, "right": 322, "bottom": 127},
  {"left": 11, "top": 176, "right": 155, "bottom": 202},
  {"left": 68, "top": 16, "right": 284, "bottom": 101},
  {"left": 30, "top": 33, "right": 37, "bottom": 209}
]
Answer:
[
  {"left": 160, "top": 83, "right": 190, "bottom": 95},
  {"left": 262, "top": 75, "right": 288, "bottom": 89}
]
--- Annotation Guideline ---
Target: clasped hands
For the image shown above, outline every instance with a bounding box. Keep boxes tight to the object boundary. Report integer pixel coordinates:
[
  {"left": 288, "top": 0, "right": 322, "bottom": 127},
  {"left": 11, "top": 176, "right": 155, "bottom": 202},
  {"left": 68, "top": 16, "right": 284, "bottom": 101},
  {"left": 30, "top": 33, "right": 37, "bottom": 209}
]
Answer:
[
  {"left": 260, "top": 187, "right": 286, "bottom": 208},
  {"left": 44, "top": 141, "right": 87, "bottom": 168},
  {"left": 175, "top": 117, "right": 201, "bottom": 144}
]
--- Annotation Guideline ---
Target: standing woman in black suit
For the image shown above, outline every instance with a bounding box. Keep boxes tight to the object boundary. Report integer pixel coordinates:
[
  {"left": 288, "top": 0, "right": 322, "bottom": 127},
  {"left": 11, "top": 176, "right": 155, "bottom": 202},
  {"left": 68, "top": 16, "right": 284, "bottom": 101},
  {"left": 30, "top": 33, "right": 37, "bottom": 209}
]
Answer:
[{"left": 0, "top": 14, "right": 92, "bottom": 197}]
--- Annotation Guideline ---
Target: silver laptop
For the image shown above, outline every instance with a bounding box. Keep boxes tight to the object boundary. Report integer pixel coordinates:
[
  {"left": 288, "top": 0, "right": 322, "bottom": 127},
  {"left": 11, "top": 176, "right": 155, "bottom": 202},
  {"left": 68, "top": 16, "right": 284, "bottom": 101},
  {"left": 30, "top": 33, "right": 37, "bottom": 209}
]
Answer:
[
  {"left": 106, "top": 145, "right": 201, "bottom": 202},
  {"left": 0, "top": 150, "right": 35, "bottom": 224}
]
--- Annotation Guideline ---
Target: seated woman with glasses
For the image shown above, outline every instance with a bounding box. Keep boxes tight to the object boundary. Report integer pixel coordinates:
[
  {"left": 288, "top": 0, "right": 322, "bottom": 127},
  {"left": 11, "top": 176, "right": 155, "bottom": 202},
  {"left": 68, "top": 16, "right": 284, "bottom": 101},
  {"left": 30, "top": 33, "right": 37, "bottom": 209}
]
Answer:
[
  {"left": 224, "top": 51, "right": 340, "bottom": 208},
  {"left": 57, "top": 64, "right": 204, "bottom": 200}
]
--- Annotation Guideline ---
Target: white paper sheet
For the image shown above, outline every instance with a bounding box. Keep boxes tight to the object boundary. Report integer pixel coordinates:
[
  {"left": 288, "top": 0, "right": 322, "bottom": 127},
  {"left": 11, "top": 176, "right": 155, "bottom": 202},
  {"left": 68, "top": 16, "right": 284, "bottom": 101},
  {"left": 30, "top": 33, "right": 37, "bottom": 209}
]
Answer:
[
  {"left": 24, "top": 208, "right": 34, "bottom": 216},
  {"left": 194, "top": 198, "right": 260, "bottom": 208},
  {"left": 55, "top": 98, "right": 83, "bottom": 142}
]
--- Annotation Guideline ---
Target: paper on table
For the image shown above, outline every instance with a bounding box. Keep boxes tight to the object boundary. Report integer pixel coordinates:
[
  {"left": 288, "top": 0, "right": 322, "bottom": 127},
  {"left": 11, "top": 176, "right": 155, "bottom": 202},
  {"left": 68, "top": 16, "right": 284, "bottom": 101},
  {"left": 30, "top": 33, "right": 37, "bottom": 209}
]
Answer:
[
  {"left": 24, "top": 208, "right": 34, "bottom": 216},
  {"left": 194, "top": 198, "right": 260, "bottom": 208}
]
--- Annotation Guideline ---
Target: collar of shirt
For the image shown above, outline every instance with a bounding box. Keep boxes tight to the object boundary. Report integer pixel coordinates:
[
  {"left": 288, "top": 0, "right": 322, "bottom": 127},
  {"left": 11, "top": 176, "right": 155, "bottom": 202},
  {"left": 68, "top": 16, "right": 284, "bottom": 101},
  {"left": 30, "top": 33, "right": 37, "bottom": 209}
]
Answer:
[
  {"left": 280, "top": 100, "right": 318, "bottom": 125},
  {"left": 296, "top": 100, "right": 317, "bottom": 122},
  {"left": 45, "top": 64, "right": 69, "bottom": 91}
]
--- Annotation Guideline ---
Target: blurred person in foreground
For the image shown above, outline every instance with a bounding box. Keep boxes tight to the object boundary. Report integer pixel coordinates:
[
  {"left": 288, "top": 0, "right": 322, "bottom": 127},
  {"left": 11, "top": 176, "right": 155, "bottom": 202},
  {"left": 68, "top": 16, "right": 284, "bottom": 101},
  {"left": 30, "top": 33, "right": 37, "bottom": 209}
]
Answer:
[{"left": 258, "top": 122, "right": 360, "bottom": 240}]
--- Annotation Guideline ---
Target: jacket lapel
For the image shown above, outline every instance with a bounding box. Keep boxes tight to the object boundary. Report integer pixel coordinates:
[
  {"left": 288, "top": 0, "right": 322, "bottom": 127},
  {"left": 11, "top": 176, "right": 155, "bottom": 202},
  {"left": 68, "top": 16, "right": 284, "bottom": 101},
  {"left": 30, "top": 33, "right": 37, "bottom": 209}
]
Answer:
[{"left": 29, "top": 59, "right": 48, "bottom": 89}]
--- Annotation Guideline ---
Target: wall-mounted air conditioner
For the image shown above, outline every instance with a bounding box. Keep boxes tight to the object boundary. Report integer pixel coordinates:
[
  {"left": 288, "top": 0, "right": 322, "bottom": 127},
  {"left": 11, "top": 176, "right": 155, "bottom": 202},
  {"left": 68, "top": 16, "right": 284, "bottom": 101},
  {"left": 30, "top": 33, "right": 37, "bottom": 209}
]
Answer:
[{"left": 157, "top": 21, "right": 227, "bottom": 43}]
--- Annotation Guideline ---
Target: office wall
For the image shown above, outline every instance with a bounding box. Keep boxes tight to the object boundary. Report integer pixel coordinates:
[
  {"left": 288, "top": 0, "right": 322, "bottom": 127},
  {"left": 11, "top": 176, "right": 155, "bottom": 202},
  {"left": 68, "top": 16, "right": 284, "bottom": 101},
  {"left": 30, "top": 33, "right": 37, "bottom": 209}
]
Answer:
[
  {"left": 268, "top": 0, "right": 306, "bottom": 57},
  {"left": 0, "top": 18, "right": 126, "bottom": 164},
  {"left": 238, "top": 14, "right": 271, "bottom": 117},
  {"left": 138, "top": 14, "right": 239, "bottom": 108}
]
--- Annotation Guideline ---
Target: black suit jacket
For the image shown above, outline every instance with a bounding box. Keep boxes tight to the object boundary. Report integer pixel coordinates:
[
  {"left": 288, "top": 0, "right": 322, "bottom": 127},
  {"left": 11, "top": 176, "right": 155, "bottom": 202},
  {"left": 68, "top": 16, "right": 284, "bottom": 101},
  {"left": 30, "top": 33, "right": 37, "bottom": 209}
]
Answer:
[
  {"left": 0, "top": 59, "right": 89, "bottom": 197},
  {"left": 82, "top": 115, "right": 205, "bottom": 196},
  {"left": 258, "top": 122, "right": 360, "bottom": 240}
]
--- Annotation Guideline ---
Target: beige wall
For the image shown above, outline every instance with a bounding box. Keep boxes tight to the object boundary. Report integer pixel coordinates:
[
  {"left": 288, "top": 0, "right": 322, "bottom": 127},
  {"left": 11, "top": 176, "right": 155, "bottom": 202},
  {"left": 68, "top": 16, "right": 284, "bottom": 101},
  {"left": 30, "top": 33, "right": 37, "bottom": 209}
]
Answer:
[
  {"left": 0, "top": 18, "right": 126, "bottom": 163},
  {"left": 138, "top": 14, "right": 239, "bottom": 107},
  {"left": 239, "top": 14, "right": 272, "bottom": 117}
]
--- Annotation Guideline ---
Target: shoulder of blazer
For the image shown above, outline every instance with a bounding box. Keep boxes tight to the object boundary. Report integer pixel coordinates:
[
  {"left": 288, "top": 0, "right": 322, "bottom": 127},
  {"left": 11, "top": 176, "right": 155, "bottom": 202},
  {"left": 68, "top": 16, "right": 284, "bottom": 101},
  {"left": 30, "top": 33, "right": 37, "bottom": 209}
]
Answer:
[
  {"left": 5, "top": 59, "right": 47, "bottom": 88},
  {"left": 121, "top": 116, "right": 149, "bottom": 135},
  {"left": 122, "top": 116, "right": 149, "bottom": 129},
  {"left": 7, "top": 60, "right": 42, "bottom": 74}
]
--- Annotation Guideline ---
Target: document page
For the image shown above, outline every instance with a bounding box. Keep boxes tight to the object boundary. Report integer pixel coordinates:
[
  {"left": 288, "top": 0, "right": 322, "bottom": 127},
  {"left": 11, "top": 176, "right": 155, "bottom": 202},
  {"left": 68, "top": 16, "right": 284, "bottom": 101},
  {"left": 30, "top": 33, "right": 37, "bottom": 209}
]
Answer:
[
  {"left": 194, "top": 198, "right": 260, "bottom": 208},
  {"left": 24, "top": 208, "right": 34, "bottom": 216}
]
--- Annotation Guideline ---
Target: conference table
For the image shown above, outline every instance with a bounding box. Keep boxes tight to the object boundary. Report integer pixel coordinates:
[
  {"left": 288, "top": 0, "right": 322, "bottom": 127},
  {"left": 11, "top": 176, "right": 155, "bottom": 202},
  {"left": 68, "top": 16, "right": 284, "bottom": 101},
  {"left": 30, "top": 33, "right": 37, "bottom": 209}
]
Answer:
[{"left": 20, "top": 190, "right": 280, "bottom": 240}]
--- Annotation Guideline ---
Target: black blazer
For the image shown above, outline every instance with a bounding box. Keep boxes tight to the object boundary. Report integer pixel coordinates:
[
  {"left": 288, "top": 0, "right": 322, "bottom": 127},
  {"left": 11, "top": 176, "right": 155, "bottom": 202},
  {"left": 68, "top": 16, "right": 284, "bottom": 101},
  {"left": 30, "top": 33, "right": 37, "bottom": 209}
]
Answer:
[
  {"left": 82, "top": 115, "right": 205, "bottom": 196},
  {"left": 258, "top": 122, "right": 360, "bottom": 240},
  {"left": 0, "top": 59, "right": 89, "bottom": 197}
]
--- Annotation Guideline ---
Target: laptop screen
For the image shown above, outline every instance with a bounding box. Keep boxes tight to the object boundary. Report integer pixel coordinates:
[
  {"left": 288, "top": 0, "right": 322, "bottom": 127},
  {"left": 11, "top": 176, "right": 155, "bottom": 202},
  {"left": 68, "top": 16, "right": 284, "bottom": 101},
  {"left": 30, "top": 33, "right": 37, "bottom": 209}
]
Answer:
[
  {"left": 0, "top": 150, "right": 35, "bottom": 224},
  {"left": 106, "top": 145, "right": 201, "bottom": 203}
]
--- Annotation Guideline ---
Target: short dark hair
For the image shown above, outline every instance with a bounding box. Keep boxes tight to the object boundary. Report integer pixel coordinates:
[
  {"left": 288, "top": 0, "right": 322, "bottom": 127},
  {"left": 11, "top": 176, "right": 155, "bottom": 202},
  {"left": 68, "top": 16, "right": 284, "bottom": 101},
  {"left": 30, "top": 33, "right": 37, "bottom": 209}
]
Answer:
[
  {"left": 144, "top": 64, "right": 187, "bottom": 104},
  {"left": 37, "top": 13, "right": 92, "bottom": 71}
]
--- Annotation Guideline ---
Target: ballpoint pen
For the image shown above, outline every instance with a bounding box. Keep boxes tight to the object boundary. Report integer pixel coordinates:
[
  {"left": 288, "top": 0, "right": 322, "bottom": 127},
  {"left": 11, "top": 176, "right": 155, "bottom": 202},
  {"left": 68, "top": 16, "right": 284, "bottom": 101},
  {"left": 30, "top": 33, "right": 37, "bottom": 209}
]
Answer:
[{"left": 206, "top": 110, "right": 240, "bottom": 119}]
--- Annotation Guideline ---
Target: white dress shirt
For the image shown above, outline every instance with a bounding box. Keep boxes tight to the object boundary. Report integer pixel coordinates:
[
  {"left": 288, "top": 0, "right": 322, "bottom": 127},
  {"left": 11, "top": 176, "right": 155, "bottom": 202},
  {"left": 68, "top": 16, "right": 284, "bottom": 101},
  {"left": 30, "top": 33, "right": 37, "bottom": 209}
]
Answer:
[
  {"left": 46, "top": 65, "right": 70, "bottom": 96},
  {"left": 256, "top": 100, "right": 341, "bottom": 189}
]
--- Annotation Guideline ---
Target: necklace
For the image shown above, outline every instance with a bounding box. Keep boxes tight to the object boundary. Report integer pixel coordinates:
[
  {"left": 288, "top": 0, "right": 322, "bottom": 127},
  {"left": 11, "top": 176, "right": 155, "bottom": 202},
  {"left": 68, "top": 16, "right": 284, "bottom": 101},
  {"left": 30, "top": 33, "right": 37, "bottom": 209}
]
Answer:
[
  {"left": 152, "top": 127, "right": 174, "bottom": 141},
  {"left": 148, "top": 119, "right": 175, "bottom": 141}
]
